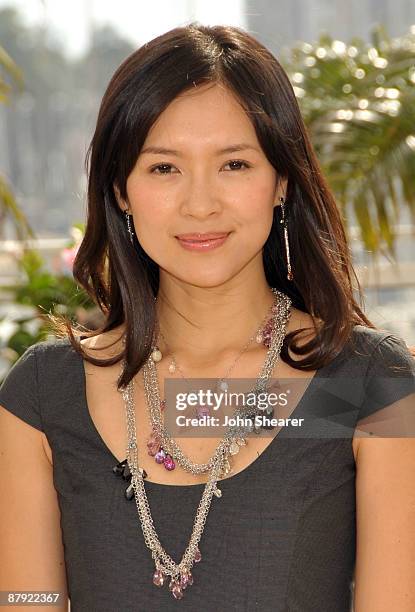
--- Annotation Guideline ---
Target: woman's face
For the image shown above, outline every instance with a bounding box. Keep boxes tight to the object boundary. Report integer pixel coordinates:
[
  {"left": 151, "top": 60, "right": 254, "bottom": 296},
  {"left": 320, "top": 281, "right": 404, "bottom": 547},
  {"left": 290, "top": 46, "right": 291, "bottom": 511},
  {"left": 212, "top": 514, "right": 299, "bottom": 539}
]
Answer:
[{"left": 119, "top": 82, "right": 285, "bottom": 288}]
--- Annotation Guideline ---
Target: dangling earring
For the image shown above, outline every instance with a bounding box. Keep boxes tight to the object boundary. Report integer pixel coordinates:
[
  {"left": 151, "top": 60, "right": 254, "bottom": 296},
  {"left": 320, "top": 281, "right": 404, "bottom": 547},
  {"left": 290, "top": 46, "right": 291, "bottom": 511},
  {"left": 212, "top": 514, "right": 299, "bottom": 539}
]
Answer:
[
  {"left": 279, "top": 196, "right": 293, "bottom": 281},
  {"left": 124, "top": 209, "right": 134, "bottom": 245}
]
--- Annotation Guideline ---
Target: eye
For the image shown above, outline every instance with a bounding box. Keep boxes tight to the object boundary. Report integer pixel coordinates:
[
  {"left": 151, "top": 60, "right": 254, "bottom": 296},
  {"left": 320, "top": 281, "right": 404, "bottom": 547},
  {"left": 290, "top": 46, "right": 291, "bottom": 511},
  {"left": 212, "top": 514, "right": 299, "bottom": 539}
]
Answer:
[
  {"left": 150, "top": 163, "right": 177, "bottom": 175},
  {"left": 223, "top": 160, "right": 251, "bottom": 171},
  {"left": 149, "top": 159, "right": 251, "bottom": 175}
]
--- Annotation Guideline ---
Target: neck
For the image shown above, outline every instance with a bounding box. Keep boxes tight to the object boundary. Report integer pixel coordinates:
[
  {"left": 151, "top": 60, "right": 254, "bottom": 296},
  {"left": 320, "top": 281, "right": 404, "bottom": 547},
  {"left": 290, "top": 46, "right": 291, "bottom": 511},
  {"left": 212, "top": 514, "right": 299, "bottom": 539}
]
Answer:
[{"left": 154, "top": 276, "right": 278, "bottom": 369}]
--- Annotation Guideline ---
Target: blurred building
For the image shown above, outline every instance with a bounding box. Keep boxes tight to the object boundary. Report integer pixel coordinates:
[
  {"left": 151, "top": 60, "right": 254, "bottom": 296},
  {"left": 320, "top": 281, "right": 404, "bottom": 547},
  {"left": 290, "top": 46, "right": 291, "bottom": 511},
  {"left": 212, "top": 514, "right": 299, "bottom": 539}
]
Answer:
[
  {"left": 0, "top": 8, "right": 134, "bottom": 239},
  {"left": 245, "top": 0, "right": 415, "bottom": 53}
]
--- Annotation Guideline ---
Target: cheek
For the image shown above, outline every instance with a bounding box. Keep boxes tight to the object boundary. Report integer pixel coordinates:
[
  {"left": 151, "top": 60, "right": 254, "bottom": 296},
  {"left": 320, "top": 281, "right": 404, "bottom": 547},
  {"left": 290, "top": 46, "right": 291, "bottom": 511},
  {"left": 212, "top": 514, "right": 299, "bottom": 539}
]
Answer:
[
  {"left": 235, "top": 180, "right": 275, "bottom": 227},
  {"left": 132, "top": 209, "right": 172, "bottom": 259},
  {"left": 126, "top": 181, "right": 174, "bottom": 235},
  {"left": 129, "top": 204, "right": 171, "bottom": 263},
  {"left": 237, "top": 165, "right": 276, "bottom": 205}
]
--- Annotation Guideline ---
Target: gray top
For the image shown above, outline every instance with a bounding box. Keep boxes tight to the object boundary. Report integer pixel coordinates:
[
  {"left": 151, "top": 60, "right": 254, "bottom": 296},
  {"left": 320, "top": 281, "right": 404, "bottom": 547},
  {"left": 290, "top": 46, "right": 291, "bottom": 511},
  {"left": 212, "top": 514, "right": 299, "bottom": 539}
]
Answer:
[{"left": 1, "top": 325, "right": 414, "bottom": 612}]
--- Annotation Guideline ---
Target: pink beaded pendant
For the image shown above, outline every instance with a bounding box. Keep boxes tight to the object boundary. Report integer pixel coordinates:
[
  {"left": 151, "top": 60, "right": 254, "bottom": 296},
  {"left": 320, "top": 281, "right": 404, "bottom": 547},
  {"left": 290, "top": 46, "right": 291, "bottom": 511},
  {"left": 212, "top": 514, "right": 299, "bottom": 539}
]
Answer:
[
  {"left": 153, "top": 569, "right": 165, "bottom": 586},
  {"left": 261, "top": 317, "right": 274, "bottom": 348},
  {"left": 146, "top": 431, "right": 161, "bottom": 457},
  {"left": 163, "top": 454, "right": 176, "bottom": 470},
  {"left": 155, "top": 449, "right": 166, "bottom": 464},
  {"left": 180, "top": 570, "right": 193, "bottom": 589},
  {"left": 169, "top": 579, "right": 183, "bottom": 599},
  {"left": 146, "top": 401, "right": 166, "bottom": 456},
  {"left": 152, "top": 560, "right": 197, "bottom": 598},
  {"left": 147, "top": 443, "right": 160, "bottom": 457},
  {"left": 196, "top": 405, "right": 210, "bottom": 419}
]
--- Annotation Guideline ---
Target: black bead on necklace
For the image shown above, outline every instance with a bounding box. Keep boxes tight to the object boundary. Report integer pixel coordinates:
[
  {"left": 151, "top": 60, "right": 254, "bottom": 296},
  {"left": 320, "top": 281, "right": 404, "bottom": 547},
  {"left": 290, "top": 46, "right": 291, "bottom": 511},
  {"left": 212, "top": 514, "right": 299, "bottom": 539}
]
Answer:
[{"left": 113, "top": 458, "right": 147, "bottom": 500}]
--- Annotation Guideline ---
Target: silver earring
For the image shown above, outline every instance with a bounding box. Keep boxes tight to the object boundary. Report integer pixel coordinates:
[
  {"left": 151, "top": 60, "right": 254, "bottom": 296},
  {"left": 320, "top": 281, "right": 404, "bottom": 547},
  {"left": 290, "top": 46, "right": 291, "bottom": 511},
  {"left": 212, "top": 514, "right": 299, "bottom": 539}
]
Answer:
[
  {"left": 124, "top": 210, "right": 134, "bottom": 244},
  {"left": 279, "top": 196, "right": 293, "bottom": 281}
]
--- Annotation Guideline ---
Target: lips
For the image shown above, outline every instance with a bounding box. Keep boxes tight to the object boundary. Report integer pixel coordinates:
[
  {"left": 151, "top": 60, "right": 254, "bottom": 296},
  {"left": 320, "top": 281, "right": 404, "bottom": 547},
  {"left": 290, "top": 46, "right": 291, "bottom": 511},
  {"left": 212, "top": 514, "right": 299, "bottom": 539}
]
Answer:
[
  {"left": 176, "top": 232, "right": 230, "bottom": 242},
  {"left": 175, "top": 232, "right": 231, "bottom": 252}
]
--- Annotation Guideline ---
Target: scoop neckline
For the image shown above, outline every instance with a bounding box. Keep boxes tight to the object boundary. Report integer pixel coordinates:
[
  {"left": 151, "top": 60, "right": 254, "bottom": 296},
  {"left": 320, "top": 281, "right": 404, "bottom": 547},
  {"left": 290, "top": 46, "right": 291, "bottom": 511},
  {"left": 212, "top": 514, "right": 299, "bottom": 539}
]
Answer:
[{"left": 69, "top": 335, "right": 346, "bottom": 490}]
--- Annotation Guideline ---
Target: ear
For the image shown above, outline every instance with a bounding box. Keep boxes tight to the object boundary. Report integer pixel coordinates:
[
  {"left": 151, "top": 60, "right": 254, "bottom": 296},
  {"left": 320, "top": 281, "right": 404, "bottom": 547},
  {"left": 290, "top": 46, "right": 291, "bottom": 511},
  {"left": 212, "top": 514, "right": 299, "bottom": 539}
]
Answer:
[
  {"left": 113, "top": 183, "right": 130, "bottom": 214},
  {"left": 273, "top": 176, "right": 288, "bottom": 208}
]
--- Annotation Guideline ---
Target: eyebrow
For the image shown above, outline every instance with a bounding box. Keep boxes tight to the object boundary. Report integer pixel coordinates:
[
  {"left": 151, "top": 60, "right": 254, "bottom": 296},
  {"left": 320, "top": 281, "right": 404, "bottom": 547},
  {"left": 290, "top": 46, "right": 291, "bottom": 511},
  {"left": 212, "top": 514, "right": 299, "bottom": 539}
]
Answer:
[{"left": 140, "top": 143, "right": 260, "bottom": 156}]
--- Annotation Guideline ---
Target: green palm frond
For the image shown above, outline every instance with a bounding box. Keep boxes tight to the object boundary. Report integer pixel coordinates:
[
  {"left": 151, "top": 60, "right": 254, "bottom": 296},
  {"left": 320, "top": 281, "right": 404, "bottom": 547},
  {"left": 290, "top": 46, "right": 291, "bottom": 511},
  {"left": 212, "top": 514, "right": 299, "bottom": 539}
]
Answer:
[
  {"left": 0, "top": 176, "right": 34, "bottom": 239},
  {"left": 0, "top": 44, "right": 23, "bottom": 101},
  {"left": 283, "top": 26, "right": 415, "bottom": 254},
  {"left": 0, "top": 44, "right": 32, "bottom": 238}
]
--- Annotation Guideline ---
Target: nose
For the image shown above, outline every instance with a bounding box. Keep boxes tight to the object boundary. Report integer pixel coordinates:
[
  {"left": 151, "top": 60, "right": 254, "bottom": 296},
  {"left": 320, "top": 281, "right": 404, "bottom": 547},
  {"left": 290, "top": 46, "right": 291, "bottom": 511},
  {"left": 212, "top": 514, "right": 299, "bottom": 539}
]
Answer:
[{"left": 179, "top": 171, "right": 222, "bottom": 219}]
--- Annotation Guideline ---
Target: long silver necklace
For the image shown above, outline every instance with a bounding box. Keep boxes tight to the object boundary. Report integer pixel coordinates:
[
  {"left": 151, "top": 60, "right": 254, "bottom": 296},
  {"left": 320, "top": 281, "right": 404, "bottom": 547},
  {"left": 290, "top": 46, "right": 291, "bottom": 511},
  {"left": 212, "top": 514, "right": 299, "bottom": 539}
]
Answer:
[{"left": 118, "top": 288, "right": 292, "bottom": 599}]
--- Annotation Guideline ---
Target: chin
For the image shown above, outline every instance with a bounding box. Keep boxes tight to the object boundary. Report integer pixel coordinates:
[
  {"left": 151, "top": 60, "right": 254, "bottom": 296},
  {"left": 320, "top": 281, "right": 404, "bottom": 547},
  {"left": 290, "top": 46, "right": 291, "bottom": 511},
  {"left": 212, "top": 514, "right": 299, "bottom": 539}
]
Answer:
[{"left": 167, "top": 268, "right": 237, "bottom": 289}]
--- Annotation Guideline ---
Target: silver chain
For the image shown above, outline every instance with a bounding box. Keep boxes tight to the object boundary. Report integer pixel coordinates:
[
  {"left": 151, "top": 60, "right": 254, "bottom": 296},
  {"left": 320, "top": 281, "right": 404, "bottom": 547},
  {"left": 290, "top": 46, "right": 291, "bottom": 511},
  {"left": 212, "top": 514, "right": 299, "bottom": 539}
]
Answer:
[{"left": 119, "top": 288, "right": 292, "bottom": 596}]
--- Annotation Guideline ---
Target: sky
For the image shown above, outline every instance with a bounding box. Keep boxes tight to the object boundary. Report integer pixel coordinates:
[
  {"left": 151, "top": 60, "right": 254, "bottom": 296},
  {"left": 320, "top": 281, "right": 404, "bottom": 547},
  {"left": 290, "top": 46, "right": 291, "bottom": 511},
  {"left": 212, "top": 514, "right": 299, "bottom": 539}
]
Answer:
[{"left": 0, "top": 0, "right": 247, "bottom": 58}]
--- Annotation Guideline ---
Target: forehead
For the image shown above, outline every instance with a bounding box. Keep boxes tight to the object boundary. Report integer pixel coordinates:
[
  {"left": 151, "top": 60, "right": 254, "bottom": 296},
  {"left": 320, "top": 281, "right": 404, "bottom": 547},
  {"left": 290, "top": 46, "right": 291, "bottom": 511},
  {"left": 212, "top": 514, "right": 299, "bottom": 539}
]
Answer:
[{"left": 144, "top": 83, "right": 257, "bottom": 147}]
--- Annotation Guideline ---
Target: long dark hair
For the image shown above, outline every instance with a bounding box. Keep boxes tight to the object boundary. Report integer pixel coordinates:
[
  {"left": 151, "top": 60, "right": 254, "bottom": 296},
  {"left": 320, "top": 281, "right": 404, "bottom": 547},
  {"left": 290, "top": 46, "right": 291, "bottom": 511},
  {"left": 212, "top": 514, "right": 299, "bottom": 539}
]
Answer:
[{"left": 50, "top": 22, "right": 377, "bottom": 389}]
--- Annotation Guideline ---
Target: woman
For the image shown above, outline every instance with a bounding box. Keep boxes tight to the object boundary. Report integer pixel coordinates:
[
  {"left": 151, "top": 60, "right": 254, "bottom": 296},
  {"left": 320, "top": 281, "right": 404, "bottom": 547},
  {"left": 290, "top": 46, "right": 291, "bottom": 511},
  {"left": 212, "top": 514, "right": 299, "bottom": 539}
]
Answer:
[{"left": 1, "top": 23, "right": 414, "bottom": 612}]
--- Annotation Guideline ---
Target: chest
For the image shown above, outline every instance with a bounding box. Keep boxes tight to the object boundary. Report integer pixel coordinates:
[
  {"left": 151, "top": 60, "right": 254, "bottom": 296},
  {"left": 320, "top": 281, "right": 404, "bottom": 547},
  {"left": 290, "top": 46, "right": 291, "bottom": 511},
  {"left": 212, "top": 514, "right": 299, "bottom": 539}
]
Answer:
[{"left": 41, "top": 356, "right": 361, "bottom": 472}]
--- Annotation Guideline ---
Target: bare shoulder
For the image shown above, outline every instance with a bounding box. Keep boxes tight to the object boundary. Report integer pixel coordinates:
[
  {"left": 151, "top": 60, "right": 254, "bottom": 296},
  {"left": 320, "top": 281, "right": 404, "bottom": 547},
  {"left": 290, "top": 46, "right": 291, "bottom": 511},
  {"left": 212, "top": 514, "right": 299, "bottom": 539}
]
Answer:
[{"left": 80, "top": 324, "right": 126, "bottom": 359}]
